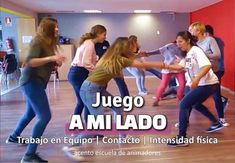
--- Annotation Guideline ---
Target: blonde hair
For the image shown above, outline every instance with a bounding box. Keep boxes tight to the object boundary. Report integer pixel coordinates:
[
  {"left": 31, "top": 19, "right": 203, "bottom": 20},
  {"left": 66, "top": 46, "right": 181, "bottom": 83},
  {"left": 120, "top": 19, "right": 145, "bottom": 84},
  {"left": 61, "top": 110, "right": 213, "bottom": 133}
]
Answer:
[
  {"left": 79, "top": 24, "right": 106, "bottom": 45},
  {"left": 96, "top": 37, "right": 132, "bottom": 75},
  {"left": 35, "top": 17, "right": 58, "bottom": 52},
  {"left": 190, "top": 22, "right": 206, "bottom": 34}
]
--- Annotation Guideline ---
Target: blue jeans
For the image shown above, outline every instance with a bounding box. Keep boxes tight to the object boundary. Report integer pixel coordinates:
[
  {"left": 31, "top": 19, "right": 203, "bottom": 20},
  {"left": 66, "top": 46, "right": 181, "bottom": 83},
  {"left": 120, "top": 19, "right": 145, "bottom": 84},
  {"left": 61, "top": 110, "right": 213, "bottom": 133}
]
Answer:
[
  {"left": 126, "top": 67, "right": 146, "bottom": 93},
  {"left": 113, "top": 77, "right": 130, "bottom": 97},
  {"left": 12, "top": 79, "right": 51, "bottom": 155},
  {"left": 80, "top": 80, "right": 123, "bottom": 116},
  {"left": 68, "top": 66, "right": 90, "bottom": 122},
  {"left": 213, "top": 71, "right": 225, "bottom": 118},
  {"left": 186, "top": 72, "right": 225, "bottom": 120},
  {"left": 179, "top": 84, "right": 219, "bottom": 137}
]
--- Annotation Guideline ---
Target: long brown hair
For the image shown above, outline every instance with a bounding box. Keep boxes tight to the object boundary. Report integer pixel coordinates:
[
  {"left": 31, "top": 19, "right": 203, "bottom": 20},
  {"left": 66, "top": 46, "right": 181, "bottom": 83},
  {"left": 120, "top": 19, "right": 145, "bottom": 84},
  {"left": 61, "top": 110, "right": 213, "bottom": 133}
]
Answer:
[
  {"left": 79, "top": 25, "right": 106, "bottom": 46},
  {"left": 34, "top": 17, "right": 58, "bottom": 52},
  {"left": 128, "top": 35, "right": 139, "bottom": 58},
  {"left": 128, "top": 35, "right": 138, "bottom": 47},
  {"left": 96, "top": 37, "right": 132, "bottom": 75}
]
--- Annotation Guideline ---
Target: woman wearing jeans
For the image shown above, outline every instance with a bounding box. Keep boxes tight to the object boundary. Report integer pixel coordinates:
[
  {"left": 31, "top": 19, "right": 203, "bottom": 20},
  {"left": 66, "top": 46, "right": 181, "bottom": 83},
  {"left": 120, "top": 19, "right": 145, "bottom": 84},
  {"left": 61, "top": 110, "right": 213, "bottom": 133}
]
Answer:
[
  {"left": 6, "top": 17, "right": 65, "bottom": 162},
  {"left": 126, "top": 35, "right": 148, "bottom": 96},
  {"left": 79, "top": 37, "right": 165, "bottom": 123},
  {"left": 68, "top": 25, "right": 106, "bottom": 123},
  {"left": 165, "top": 31, "right": 223, "bottom": 147},
  {"left": 189, "top": 22, "right": 228, "bottom": 126},
  {"left": 95, "top": 40, "right": 130, "bottom": 100}
]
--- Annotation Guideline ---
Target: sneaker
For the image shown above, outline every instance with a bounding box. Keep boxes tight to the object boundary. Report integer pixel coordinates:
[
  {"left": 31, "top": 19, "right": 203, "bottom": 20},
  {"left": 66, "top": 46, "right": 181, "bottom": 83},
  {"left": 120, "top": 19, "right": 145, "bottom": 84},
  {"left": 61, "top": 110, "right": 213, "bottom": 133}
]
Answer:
[
  {"left": 174, "top": 122, "right": 179, "bottom": 128},
  {"left": 174, "top": 122, "right": 190, "bottom": 128},
  {"left": 152, "top": 96, "right": 157, "bottom": 100},
  {"left": 62, "top": 146, "right": 85, "bottom": 161},
  {"left": 167, "top": 136, "right": 189, "bottom": 147},
  {"left": 207, "top": 123, "right": 224, "bottom": 133},
  {"left": 20, "top": 153, "right": 48, "bottom": 163},
  {"left": 152, "top": 101, "right": 159, "bottom": 107},
  {"left": 6, "top": 135, "right": 26, "bottom": 145},
  {"left": 219, "top": 118, "right": 230, "bottom": 127},
  {"left": 138, "top": 92, "right": 147, "bottom": 96}
]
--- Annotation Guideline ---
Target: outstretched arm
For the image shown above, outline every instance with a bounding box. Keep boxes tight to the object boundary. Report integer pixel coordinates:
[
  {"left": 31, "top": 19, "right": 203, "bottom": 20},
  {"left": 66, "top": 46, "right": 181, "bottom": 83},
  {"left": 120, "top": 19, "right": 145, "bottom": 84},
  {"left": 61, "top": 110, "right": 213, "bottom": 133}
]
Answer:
[
  {"left": 131, "top": 60, "right": 185, "bottom": 70},
  {"left": 146, "top": 49, "right": 161, "bottom": 55},
  {"left": 131, "top": 60, "right": 164, "bottom": 69},
  {"left": 165, "top": 64, "right": 184, "bottom": 71}
]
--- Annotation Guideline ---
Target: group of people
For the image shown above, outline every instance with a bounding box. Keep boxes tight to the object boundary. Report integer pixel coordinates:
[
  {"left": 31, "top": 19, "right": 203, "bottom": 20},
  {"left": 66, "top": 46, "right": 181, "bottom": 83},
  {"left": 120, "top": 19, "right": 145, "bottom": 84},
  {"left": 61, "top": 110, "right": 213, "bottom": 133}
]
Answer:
[{"left": 5, "top": 17, "right": 229, "bottom": 162}]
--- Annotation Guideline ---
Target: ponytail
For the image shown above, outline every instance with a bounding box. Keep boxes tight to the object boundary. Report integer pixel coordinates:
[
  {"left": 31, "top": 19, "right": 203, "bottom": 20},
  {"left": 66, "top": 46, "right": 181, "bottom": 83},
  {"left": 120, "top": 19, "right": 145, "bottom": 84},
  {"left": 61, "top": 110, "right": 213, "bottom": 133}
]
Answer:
[
  {"left": 78, "top": 32, "right": 95, "bottom": 46},
  {"left": 78, "top": 24, "right": 106, "bottom": 46}
]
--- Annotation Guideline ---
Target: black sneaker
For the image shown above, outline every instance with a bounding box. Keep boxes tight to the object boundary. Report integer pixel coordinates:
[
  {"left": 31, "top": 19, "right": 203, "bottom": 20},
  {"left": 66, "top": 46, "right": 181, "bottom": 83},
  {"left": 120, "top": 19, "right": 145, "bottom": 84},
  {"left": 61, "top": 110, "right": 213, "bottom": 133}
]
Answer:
[
  {"left": 207, "top": 123, "right": 224, "bottom": 133},
  {"left": 6, "top": 135, "right": 26, "bottom": 145},
  {"left": 167, "top": 136, "right": 189, "bottom": 147},
  {"left": 21, "top": 153, "right": 48, "bottom": 163}
]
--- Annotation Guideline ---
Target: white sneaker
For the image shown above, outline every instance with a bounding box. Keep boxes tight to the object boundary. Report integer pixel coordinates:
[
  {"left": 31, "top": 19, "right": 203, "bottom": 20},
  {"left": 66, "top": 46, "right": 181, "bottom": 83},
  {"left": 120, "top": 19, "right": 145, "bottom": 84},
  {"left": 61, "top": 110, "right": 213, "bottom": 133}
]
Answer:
[
  {"left": 219, "top": 118, "right": 230, "bottom": 127},
  {"left": 174, "top": 122, "right": 189, "bottom": 128},
  {"left": 174, "top": 122, "right": 179, "bottom": 128},
  {"left": 138, "top": 92, "right": 147, "bottom": 96}
]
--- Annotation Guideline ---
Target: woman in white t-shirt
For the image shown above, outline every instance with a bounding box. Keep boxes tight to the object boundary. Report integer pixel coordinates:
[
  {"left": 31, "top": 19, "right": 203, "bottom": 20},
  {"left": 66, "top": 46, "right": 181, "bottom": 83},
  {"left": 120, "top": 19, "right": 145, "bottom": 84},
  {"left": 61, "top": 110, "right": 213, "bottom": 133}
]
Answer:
[{"left": 164, "top": 31, "right": 223, "bottom": 147}]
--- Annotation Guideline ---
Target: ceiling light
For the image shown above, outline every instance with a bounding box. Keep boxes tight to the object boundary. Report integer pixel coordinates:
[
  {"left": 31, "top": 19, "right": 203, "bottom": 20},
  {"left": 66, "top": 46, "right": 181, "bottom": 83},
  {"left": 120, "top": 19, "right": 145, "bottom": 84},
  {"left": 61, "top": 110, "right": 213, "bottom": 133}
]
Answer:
[
  {"left": 134, "top": 10, "right": 152, "bottom": 13},
  {"left": 83, "top": 10, "right": 102, "bottom": 13}
]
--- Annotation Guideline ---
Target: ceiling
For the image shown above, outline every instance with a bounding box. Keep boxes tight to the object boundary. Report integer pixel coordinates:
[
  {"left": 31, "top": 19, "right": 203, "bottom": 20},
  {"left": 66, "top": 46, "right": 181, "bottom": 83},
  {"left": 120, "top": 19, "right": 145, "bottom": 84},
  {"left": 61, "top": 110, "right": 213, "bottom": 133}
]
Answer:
[{"left": 6, "top": 0, "right": 222, "bottom": 13}]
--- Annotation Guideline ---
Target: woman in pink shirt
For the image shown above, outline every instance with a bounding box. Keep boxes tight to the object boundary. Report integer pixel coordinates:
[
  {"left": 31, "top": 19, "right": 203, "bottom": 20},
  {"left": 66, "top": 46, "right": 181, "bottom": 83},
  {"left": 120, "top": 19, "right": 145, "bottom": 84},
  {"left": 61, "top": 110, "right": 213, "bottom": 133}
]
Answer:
[{"left": 68, "top": 25, "right": 106, "bottom": 122}]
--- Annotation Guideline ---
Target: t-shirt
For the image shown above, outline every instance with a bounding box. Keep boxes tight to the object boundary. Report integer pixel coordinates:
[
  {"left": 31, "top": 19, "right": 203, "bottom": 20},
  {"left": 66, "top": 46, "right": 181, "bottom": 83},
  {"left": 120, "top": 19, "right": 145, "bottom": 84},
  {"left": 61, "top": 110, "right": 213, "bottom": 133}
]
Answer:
[
  {"left": 20, "top": 38, "right": 55, "bottom": 86},
  {"left": 95, "top": 40, "right": 110, "bottom": 59},
  {"left": 197, "top": 36, "right": 221, "bottom": 72},
  {"left": 178, "top": 46, "right": 218, "bottom": 86},
  {"left": 71, "top": 39, "right": 97, "bottom": 71},
  {"left": 87, "top": 56, "right": 133, "bottom": 86}
]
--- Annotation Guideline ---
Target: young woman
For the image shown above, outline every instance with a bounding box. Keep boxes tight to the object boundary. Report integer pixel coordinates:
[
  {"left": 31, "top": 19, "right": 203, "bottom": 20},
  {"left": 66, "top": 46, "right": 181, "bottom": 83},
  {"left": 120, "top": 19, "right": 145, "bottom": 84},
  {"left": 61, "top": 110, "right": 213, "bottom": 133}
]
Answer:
[
  {"left": 189, "top": 22, "right": 228, "bottom": 126},
  {"left": 147, "top": 42, "right": 186, "bottom": 106},
  {"left": 6, "top": 17, "right": 66, "bottom": 162},
  {"left": 79, "top": 36, "right": 165, "bottom": 117},
  {"left": 68, "top": 25, "right": 106, "bottom": 123},
  {"left": 126, "top": 35, "right": 148, "bottom": 96},
  {"left": 95, "top": 39, "right": 130, "bottom": 100},
  {"left": 205, "top": 24, "right": 229, "bottom": 113},
  {"left": 165, "top": 31, "right": 223, "bottom": 147}
]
